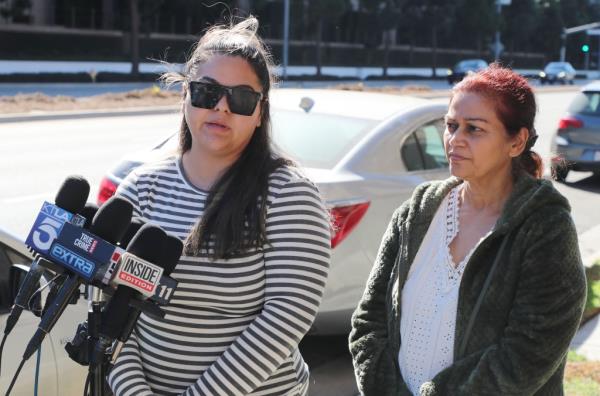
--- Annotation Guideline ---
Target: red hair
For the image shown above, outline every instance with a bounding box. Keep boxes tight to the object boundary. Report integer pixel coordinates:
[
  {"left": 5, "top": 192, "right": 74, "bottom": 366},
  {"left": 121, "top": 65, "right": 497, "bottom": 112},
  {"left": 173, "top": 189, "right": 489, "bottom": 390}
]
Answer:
[{"left": 451, "top": 63, "right": 543, "bottom": 178}]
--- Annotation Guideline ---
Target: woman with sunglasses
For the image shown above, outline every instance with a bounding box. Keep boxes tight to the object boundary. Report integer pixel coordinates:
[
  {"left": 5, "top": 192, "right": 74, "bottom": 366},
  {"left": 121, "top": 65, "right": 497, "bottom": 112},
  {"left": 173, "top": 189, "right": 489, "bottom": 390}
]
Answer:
[
  {"left": 108, "top": 17, "right": 331, "bottom": 396},
  {"left": 349, "top": 64, "right": 586, "bottom": 395}
]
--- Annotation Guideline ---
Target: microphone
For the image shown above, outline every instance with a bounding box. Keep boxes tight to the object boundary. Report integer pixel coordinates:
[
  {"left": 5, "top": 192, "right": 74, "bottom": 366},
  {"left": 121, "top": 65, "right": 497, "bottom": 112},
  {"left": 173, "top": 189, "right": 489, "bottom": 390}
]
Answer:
[
  {"left": 91, "top": 224, "right": 168, "bottom": 367},
  {"left": 42, "top": 201, "right": 99, "bottom": 315},
  {"left": 21, "top": 196, "right": 133, "bottom": 361},
  {"left": 80, "top": 202, "right": 99, "bottom": 229},
  {"left": 119, "top": 217, "right": 145, "bottom": 248},
  {"left": 110, "top": 234, "right": 183, "bottom": 363},
  {"left": 4, "top": 176, "right": 90, "bottom": 337}
]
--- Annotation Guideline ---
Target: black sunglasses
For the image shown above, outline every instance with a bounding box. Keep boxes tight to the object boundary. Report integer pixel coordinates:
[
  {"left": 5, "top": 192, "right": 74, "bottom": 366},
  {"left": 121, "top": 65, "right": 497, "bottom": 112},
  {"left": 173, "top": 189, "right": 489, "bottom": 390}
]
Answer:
[{"left": 188, "top": 81, "right": 263, "bottom": 116}]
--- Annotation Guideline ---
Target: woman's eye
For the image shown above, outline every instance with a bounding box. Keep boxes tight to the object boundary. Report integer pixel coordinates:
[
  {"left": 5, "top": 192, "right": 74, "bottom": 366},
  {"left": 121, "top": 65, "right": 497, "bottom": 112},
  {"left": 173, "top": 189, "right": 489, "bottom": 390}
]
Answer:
[
  {"left": 467, "top": 125, "right": 482, "bottom": 133},
  {"left": 446, "top": 122, "right": 457, "bottom": 132}
]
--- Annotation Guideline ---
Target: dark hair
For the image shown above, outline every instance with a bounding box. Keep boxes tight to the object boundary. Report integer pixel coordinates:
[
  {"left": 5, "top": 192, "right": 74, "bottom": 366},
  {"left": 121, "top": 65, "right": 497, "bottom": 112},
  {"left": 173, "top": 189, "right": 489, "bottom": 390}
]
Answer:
[
  {"left": 162, "top": 17, "right": 292, "bottom": 259},
  {"left": 451, "top": 63, "right": 543, "bottom": 178}
]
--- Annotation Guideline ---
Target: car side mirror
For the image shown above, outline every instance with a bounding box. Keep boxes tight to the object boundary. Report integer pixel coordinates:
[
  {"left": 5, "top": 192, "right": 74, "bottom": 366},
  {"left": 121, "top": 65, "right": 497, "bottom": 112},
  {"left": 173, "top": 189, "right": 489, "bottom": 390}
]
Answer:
[{"left": 9, "top": 264, "right": 42, "bottom": 317}]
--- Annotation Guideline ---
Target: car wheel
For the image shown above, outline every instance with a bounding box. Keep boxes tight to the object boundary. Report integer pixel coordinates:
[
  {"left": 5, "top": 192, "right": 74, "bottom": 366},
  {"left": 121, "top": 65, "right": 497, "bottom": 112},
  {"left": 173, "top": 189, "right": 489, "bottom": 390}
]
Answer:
[{"left": 552, "top": 163, "right": 570, "bottom": 182}]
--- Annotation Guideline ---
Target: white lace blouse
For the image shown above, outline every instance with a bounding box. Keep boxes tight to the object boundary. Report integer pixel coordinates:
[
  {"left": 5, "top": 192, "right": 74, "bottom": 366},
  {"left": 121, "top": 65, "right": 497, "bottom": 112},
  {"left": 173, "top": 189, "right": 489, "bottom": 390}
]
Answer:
[{"left": 398, "top": 186, "right": 492, "bottom": 395}]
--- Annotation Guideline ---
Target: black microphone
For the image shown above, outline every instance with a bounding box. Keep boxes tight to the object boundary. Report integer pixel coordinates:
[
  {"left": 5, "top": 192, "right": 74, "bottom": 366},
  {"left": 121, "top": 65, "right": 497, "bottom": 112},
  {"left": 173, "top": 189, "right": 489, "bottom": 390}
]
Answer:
[
  {"left": 110, "top": 234, "right": 183, "bottom": 363},
  {"left": 91, "top": 224, "right": 167, "bottom": 367},
  {"left": 21, "top": 196, "right": 133, "bottom": 361},
  {"left": 80, "top": 202, "right": 99, "bottom": 229},
  {"left": 118, "top": 217, "right": 145, "bottom": 248},
  {"left": 4, "top": 176, "right": 90, "bottom": 337},
  {"left": 42, "top": 201, "right": 99, "bottom": 316}
]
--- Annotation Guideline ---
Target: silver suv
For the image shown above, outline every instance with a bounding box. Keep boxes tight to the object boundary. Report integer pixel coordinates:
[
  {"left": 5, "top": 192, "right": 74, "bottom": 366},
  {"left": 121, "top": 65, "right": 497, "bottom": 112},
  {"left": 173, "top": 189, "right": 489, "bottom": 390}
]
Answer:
[{"left": 551, "top": 81, "right": 600, "bottom": 181}]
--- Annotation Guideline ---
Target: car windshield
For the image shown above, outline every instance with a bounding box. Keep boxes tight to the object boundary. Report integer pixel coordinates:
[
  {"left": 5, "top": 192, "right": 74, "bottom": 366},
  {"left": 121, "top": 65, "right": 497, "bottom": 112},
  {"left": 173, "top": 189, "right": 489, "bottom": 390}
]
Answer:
[
  {"left": 457, "top": 60, "right": 482, "bottom": 69},
  {"left": 568, "top": 91, "right": 600, "bottom": 115},
  {"left": 270, "top": 109, "right": 377, "bottom": 169},
  {"left": 545, "top": 63, "right": 571, "bottom": 72}
]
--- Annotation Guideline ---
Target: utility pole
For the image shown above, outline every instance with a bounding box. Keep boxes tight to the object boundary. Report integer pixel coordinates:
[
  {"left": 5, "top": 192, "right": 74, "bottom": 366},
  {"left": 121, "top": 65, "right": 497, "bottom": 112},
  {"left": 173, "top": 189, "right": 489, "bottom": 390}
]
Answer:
[
  {"left": 282, "top": 0, "right": 290, "bottom": 80},
  {"left": 493, "top": 0, "right": 510, "bottom": 61}
]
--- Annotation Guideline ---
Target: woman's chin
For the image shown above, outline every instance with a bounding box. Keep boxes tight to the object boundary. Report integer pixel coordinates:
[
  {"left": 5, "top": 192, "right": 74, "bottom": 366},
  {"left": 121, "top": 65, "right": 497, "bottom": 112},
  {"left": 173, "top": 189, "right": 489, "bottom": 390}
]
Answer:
[{"left": 449, "top": 166, "right": 469, "bottom": 179}]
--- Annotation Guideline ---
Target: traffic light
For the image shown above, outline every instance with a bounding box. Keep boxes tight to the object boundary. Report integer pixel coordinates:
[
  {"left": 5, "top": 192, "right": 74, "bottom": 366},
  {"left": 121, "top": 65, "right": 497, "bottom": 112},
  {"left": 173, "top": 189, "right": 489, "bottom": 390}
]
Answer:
[{"left": 582, "top": 44, "right": 590, "bottom": 53}]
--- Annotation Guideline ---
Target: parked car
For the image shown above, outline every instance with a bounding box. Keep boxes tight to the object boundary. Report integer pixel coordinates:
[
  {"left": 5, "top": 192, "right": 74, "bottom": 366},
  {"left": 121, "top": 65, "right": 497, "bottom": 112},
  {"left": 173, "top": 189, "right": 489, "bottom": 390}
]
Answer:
[
  {"left": 97, "top": 88, "right": 450, "bottom": 335},
  {"left": 551, "top": 81, "right": 600, "bottom": 181},
  {"left": 0, "top": 226, "right": 87, "bottom": 396},
  {"left": 446, "top": 59, "right": 488, "bottom": 84},
  {"left": 539, "top": 61, "right": 576, "bottom": 85}
]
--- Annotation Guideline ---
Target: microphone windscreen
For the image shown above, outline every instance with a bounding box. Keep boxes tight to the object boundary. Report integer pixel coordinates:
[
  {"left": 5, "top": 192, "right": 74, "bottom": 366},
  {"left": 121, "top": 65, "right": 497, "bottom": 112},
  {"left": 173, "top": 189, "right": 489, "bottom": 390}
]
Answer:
[
  {"left": 126, "top": 224, "right": 166, "bottom": 265},
  {"left": 120, "top": 218, "right": 145, "bottom": 249},
  {"left": 80, "top": 202, "right": 99, "bottom": 229},
  {"left": 91, "top": 196, "right": 133, "bottom": 244},
  {"left": 99, "top": 225, "right": 166, "bottom": 339},
  {"left": 54, "top": 176, "right": 90, "bottom": 213},
  {"left": 161, "top": 235, "right": 183, "bottom": 276}
]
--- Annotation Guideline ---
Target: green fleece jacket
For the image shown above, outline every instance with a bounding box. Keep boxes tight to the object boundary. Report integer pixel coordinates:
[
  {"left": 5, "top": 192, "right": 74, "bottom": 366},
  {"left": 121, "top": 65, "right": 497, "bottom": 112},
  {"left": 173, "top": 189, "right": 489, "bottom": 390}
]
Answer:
[{"left": 349, "top": 173, "right": 587, "bottom": 396}]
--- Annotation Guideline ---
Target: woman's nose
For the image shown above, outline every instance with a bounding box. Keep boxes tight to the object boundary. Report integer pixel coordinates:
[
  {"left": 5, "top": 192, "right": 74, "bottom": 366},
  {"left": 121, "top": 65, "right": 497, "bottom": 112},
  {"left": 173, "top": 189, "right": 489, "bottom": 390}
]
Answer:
[{"left": 214, "top": 94, "right": 231, "bottom": 113}]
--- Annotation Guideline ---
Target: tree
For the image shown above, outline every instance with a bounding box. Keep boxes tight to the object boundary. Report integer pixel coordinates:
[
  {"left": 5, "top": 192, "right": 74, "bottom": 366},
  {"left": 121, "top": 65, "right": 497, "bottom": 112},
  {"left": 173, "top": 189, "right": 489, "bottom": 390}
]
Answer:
[
  {"left": 504, "top": 0, "right": 538, "bottom": 54},
  {"left": 0, "top": 0, "right": 31, "bottom": 23},
  {"left": 454, "top": 0, "right": 496, "bottom": 56},
  {"left": 306, "top": 0, "right": 349, "bottom": 76},
  {"left": 401, "top": 0, "right": 456, "bottom": 76},
  {"left": 130, "top": 0, "right": 140, "bottom": 79},
  {"left": 532, "top": 0, "right": 563, "bottom": 61}
]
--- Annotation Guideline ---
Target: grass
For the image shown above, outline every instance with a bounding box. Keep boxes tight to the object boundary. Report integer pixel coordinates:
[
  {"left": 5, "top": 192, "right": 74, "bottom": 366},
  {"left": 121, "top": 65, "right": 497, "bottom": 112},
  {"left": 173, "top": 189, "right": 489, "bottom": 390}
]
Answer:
[
  {"left": 583, "top": 262, "right": 600, "bottom": 323},
  {"left": 564, "top": 261, "right": 600, "bottom": 395},
  {"left": 564, "top": 377, "right": 600, "bottom": 396}
]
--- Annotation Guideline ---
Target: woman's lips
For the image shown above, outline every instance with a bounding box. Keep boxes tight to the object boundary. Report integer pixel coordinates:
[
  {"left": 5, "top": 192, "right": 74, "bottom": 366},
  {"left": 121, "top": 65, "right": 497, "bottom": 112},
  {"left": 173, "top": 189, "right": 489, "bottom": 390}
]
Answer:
[
  {"left": 205, "top": 122, "right": 229, "bottom": 131},
  {"left": 448, "top": 153, "right": 467, "bottom": 161}
]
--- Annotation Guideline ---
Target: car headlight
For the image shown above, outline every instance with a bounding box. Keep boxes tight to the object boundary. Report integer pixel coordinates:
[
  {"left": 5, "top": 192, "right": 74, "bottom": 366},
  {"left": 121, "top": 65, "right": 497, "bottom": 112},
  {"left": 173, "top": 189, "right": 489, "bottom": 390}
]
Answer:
[
  {"left": 558, "top": 72, "right": 566, "bottom": 78},
  {"left": 539, "top": 72, "right": 546, "bottom": 78},
  {"left": 446, "top": 69, "right": 452, "bottom": 76},
  {"left": 555, "top": 135, "right": 569, "bottom": 146}
]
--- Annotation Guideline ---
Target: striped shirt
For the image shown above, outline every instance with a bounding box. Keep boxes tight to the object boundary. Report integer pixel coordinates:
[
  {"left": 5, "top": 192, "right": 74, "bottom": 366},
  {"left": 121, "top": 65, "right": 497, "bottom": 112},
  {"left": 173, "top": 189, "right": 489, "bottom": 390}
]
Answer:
[{"left": 107, "top": 156, "right": 331, "bottom": 396}]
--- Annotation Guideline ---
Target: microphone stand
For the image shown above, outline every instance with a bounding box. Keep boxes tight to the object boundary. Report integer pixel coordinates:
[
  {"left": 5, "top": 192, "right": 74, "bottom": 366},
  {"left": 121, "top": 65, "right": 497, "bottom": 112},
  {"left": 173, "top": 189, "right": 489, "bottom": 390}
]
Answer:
[{"left": 88, "top": 286, "right": 109, "bottom": 396}]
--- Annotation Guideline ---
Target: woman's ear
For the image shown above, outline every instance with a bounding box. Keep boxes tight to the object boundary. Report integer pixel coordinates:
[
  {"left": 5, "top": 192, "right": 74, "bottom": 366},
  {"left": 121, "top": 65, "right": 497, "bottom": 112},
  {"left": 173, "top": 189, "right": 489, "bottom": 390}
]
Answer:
[{"left": 510, "top": 127, "right": 528, "bottom": 157}]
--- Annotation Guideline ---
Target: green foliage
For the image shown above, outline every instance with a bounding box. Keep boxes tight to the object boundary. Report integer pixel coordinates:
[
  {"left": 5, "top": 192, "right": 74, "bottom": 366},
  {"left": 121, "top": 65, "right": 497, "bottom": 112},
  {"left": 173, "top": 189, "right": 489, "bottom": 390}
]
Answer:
[
  {"left": 0, "top": 0, "right": 31, "bottom": 22},
  {"left": 564, "top": 377, "right": 600, "bottom": 396},
  {"left": 568, "top": 350, "right": 588, "bottom": 363},
  {"left": 585, "top": 263, "right": 600, "bottom": 315}
]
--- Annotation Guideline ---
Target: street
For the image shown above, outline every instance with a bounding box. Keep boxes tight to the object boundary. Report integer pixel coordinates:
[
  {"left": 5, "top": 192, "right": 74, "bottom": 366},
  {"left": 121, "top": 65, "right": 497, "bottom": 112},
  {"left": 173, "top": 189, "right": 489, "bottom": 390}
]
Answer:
[{"left": 0, "top": 89, "right": 599, "bottom": 396}]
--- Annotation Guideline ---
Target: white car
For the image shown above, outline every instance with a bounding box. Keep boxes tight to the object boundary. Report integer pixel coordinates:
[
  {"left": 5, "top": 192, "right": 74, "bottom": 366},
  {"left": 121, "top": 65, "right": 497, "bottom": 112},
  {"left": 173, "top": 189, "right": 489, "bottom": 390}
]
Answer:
[
  {"left": 98, "top": 88, "right": 450, "bottom": 334},
  {"left": 0, "top": 226, "right": 87, "bottom": 395}
]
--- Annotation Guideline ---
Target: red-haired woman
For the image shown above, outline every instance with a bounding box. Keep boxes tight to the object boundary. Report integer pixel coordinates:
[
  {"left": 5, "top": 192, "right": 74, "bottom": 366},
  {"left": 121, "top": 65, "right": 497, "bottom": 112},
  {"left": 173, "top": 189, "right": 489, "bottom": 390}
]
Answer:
[{"left": 350, "top": 63, "right": 586, "bottom": 396}]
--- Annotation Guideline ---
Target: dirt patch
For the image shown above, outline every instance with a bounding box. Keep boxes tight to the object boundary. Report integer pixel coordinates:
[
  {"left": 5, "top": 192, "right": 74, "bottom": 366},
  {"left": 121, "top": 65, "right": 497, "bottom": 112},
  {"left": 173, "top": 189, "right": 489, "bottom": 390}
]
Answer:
[
  {"left": 0, "top": 83, "right": 446, "bottom": 115},
  {"left": 566, "top": 361, "right": 600, "bottom": 382},
  {"left": 330, "top": 82, "right": 434, "bottom": 94},
  {"left": 0, "top": 87, "right": 181, "bottom": 114}
]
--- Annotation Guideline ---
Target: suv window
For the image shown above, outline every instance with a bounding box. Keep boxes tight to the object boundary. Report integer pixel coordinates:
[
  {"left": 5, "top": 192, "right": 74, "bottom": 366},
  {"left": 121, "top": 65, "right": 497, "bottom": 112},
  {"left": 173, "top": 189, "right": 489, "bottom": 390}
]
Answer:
[
  {"left": 401, "top": 119, "right": 448, "bottom": 171},
  {"left": 569, "top": 91, "right": 600, "bottom": 115}
]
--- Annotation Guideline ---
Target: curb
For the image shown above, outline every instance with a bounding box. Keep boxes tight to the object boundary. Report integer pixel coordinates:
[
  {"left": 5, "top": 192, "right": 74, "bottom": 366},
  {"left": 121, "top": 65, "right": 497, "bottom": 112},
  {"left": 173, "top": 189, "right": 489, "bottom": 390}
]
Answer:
[{"left": 0, "top": 105, "right": 179, "bottom": 123}]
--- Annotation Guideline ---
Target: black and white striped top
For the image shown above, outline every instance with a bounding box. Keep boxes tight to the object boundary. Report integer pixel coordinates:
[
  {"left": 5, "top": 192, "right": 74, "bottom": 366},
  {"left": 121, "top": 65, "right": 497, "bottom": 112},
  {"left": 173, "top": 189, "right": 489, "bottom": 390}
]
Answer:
[{"left": 107, "top": 156, "right": 331, "bottom": 396}]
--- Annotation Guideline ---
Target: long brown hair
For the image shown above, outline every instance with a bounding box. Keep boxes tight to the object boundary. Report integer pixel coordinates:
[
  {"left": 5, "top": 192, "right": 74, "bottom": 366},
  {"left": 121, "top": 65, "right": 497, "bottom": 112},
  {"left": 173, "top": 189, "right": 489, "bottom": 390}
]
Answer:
[{"left": 162, "top": 17, "right": 292, "bottom": 259}]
